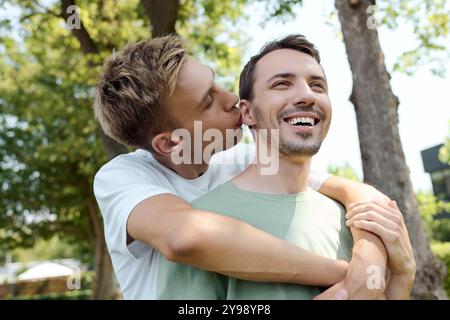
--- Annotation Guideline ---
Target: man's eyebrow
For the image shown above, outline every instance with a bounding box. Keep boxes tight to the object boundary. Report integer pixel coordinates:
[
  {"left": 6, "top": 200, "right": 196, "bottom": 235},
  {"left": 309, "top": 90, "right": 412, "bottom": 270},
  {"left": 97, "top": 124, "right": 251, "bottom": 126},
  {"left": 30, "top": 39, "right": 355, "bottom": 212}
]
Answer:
[
  {"left": 266, "top": 72, "right": 295, "bottom": 84},
  {"left": 309, "top": 74, "right": 328, "bottom": 84},
  {"left": 196, "top": 67, "right": 215, "bottom": 109}
]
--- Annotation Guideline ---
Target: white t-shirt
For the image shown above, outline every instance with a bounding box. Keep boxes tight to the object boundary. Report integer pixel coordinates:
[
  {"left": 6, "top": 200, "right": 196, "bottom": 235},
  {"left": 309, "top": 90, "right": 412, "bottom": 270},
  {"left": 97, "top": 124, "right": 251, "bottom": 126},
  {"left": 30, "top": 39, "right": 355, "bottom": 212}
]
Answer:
[{"left": 93, "top": 142, "right": 331, "bottom": 299}]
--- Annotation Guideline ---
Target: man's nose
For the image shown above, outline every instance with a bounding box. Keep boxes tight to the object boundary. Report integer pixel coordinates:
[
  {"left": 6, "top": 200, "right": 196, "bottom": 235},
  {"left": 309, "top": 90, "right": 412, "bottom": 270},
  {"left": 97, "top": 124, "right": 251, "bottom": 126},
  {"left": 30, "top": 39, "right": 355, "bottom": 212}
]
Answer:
[
  {"left": 292, "top": 83, "right": 316, "bottom": 107},
  {"left": 222, "top": 89, "right": 239, "bottom": 112}
]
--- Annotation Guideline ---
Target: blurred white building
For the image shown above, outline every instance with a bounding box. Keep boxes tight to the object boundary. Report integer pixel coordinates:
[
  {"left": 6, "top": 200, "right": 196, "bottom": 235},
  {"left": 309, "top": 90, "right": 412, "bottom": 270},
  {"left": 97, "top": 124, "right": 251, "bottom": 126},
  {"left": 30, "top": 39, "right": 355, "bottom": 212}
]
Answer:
[
  {"left": 0, "top": 258, "right": 83, "bottom": 284},
  {"left": 17, "top": 262, "right": 75, "bottom": 281}
]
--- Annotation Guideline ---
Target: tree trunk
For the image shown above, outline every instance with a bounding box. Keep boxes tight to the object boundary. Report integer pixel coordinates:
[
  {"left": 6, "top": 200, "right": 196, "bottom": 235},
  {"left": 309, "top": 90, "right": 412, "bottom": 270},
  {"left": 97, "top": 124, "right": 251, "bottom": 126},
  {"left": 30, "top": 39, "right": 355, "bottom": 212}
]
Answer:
[
  {"left": 86, "top": 196, "right": 117, "bottom": 300},
  {"left": 335, "top": 0, "right": 447, "bottom": 299},
  {"left": 141, "top": 0, "right": 180, "bottom": 36},
  {"left": 60, "top": 0, "right": 127, "bottom": 299}
]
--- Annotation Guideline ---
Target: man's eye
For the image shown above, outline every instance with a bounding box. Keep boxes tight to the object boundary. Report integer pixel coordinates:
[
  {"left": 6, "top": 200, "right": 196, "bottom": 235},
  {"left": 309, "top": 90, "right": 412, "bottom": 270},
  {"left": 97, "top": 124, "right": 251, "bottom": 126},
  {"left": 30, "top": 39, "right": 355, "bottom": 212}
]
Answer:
[
  {"left": 311, "top": 83, "right": 326, "bottom": 90},
  {"left": 273, "top": 81, "right": 290, "bottom": 88},
  {"left": 205, "top": 96, "right": 214, "bottom": 108}
]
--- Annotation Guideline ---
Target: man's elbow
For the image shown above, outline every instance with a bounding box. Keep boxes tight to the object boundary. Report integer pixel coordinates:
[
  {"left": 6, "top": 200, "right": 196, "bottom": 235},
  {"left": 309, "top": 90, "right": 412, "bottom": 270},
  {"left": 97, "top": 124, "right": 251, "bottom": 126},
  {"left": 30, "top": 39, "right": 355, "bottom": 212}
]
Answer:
[{"left": 163, "top": 226, "right": 206, "bottom": 263}]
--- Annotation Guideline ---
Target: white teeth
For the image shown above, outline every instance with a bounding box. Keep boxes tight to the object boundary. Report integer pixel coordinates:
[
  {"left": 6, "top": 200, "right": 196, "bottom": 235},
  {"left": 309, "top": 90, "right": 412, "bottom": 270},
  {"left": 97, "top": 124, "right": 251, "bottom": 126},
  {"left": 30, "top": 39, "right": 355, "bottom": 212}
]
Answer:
[{"left": 287, "top": 117, "right": 315, "bottom": 125}]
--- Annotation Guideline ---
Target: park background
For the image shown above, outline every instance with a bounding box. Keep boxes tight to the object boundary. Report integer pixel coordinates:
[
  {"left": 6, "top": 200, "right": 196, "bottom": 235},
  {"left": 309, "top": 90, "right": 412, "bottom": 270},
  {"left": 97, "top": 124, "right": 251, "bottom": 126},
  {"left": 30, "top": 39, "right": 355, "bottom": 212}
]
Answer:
[{"left": 0, "top": 0, "right": 449, "bottom": 299}]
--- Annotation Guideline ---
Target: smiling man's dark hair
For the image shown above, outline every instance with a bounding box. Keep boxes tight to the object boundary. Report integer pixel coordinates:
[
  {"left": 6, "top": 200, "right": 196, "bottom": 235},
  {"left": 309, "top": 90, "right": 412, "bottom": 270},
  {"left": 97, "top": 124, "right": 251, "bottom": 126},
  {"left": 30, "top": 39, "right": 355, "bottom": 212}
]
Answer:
[{"left": 239, "top": 34, "right": 321, "bottom": 101}]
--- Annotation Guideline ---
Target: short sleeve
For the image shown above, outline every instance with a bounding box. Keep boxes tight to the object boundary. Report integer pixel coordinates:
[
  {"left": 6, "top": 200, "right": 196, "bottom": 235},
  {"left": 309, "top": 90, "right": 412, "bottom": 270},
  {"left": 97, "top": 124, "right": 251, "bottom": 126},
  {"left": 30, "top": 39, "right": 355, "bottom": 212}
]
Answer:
[
  {"left": 308, "top": 170, "right": 332, "bottom": 191},
  {"left": 93, "top": 155, "right": 174, "bottom": 260}
]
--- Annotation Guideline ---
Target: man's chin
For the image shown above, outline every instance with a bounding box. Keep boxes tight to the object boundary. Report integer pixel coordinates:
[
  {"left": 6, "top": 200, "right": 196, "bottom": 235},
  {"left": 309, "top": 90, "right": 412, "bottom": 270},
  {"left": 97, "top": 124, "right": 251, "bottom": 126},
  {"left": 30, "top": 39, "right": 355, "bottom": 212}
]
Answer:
[{"left": 279, "top": 143, "right": 321, "bottom": 158}]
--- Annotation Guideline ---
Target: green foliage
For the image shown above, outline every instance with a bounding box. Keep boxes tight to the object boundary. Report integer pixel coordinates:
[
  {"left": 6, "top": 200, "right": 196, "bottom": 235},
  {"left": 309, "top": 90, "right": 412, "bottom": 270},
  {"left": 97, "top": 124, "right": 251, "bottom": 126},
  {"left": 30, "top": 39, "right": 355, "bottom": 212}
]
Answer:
[
  {"left": 11, "top": 289, "right": 92, "bottom": 300},
  {"left": 327, "top": 162, "right": 362, "bottom": 182},
  {"left": 378, "top": 0, "right": 450, "bottom": 77},
  {"left": 0, "top": 0, "right": 248, "bottom": 258},
  {"left": 255, "top": 0, "right": 303, "bottom": 23},
  {"left": 417, "top": 191, "right": 450, "bottom": 242},
  {"left": 0, "top": 30, "right": 105, "bottom": 252},
  {"left": 431, "top": 241, "right": 450, "bottom": 297},
  {"left": 413, "top": 127, "right": 450, "bottom": 293},
  {"left": 178, "top": 0, "right": 248, "bottom": 91},
  {"left": 439, "top": 122, "right": 450, "bottom": 165},
  {"left": 12, "top": 236, "right": 92, "bottom": 264}
]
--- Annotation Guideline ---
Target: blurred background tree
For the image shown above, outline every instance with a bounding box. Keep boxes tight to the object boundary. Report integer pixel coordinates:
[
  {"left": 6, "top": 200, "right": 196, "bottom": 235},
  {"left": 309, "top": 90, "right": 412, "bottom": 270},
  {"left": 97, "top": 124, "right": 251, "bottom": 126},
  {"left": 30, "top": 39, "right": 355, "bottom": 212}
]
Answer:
[
  {"left": 327, "top": 162, "right": 361, "bottom": 182},
  {"left": 0, "top": 0, "right": 246, "bottom": 299}
]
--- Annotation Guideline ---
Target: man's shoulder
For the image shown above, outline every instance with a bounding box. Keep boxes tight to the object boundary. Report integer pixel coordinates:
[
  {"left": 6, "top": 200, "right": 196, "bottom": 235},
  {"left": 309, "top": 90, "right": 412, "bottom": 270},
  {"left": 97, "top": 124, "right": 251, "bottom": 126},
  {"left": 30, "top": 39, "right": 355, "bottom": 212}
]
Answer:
[
  {"left": 93, "top": 149, "right": 163, "bottom": 196},
  {"left": 95, "top": 149, "right": 154, "bottom": 179}
]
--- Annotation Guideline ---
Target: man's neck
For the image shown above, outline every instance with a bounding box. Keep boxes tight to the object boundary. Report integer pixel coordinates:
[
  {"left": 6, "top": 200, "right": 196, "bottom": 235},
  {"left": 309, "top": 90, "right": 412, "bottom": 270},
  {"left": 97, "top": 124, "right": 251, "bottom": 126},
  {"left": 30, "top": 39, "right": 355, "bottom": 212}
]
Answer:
[
  {"left": 152, "top": 153, "right": 209, "bottom": 180},
  {"left": 233, "top": 144, "right": 312, "bottom": 195}
]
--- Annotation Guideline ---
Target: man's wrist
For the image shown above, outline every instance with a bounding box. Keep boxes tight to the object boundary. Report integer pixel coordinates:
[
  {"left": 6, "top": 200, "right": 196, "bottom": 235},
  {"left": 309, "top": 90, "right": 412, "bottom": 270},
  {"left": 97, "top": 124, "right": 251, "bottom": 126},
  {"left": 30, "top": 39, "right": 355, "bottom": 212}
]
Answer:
[
  {"left": 386, "top": 273, "right": 415, "bottom": 300},
  {"left": 343, "top": 258, "right": 386, "bottom": 299},
  {"left": 351, "top": 236, "right": 387, "bottom": 265},
  {"left": 347, "top": 255, "right": 386, "bottom": 283},
  {"left": 347, "top": 240, "right": 387, "bottom": 293}
]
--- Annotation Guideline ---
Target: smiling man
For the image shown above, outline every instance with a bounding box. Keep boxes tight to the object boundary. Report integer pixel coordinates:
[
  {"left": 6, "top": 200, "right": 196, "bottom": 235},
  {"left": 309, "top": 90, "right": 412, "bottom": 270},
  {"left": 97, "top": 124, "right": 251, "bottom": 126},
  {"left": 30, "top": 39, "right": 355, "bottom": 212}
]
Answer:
[
  {"left": 93, "top": 35, "right": 399, "bottom": 299},
  {"left": 232, "top": 35, "right": 415, "bottom": 299}
]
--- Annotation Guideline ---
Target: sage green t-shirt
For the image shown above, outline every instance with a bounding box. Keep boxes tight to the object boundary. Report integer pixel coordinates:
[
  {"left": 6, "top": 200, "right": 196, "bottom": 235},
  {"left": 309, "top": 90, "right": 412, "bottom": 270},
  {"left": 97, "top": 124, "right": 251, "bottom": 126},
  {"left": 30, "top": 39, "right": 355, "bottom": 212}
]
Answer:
[{"left": 155, "top": 181, "right": 353, "bottom": 299}]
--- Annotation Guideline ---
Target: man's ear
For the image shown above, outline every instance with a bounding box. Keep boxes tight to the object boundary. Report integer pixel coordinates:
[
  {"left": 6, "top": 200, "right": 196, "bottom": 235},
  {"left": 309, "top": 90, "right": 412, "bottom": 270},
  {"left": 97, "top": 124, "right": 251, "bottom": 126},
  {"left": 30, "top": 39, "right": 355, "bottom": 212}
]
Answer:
[
  {"left": 151, "top": 131, "right": 180, "bottom": 156},
  {"left": 239, "top": 99, "right": 256, "bottom": 127}
]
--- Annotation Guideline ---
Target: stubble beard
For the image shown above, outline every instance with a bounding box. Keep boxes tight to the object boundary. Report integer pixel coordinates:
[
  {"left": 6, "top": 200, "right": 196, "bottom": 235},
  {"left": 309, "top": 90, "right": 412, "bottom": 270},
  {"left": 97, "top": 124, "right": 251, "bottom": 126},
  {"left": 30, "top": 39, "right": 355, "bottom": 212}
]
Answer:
[{"left": 252, "top": 105, "right": 327, "bottom": 159}]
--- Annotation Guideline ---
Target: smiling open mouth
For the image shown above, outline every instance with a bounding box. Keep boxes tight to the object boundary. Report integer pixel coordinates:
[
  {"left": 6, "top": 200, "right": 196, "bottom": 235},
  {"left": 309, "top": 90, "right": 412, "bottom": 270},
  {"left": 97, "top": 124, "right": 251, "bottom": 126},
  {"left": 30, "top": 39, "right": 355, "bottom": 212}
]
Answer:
[{"left": 284, "top": 116, "right": 320, "bottom": 127}]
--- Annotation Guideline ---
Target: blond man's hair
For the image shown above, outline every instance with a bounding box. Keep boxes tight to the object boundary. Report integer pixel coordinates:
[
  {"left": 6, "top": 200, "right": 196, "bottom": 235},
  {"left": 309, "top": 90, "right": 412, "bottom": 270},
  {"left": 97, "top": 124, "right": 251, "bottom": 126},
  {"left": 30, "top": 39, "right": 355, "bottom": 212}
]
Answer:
[{"left": 94, "top": 35, "right": 186, "bottom": 150}]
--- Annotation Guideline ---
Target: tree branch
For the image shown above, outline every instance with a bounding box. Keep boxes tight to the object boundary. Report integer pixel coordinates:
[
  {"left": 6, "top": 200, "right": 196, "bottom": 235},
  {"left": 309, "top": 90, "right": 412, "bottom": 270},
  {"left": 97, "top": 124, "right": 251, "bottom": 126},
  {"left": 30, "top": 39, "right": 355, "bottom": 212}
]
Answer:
[
  {"left": 60, "top": 0, "right": 98, "bottom": 54},
  {"left": 140, "top": 0, "right": 179, "bottom": 37}
]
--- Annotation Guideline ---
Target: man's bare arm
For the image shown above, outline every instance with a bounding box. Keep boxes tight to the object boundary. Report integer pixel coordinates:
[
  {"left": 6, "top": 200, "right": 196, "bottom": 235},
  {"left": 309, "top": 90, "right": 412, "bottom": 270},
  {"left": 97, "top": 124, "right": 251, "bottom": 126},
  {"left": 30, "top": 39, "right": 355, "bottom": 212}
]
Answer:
[
  {"left": 315, "top": 176, "right": 388, "bottom": 299},
  {"left": 127, "top": 193, "right": 347, "bottom": 287}
]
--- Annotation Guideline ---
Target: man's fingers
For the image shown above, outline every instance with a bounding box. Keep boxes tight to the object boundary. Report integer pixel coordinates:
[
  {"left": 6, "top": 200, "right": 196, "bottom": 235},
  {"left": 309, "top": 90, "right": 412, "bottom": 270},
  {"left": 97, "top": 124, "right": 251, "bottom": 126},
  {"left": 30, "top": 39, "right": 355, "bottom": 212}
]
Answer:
[
  {"left": 351, "top": 220, "right": 398, "bottom": 244},
  {"left": 389, "top": 200, "right": 402, "bottom": 214},
  {"left": 347, "top": 202, "right": 403, "bottom": 226},
  {"left": 347, "top": 201, "right": 395, "bottom": 217},
  {"left": 348, "top": 199, "right": 390, "bottom": 211},
  {"left": 347, "top": 211, "right": 399, "bottom": 231}
]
